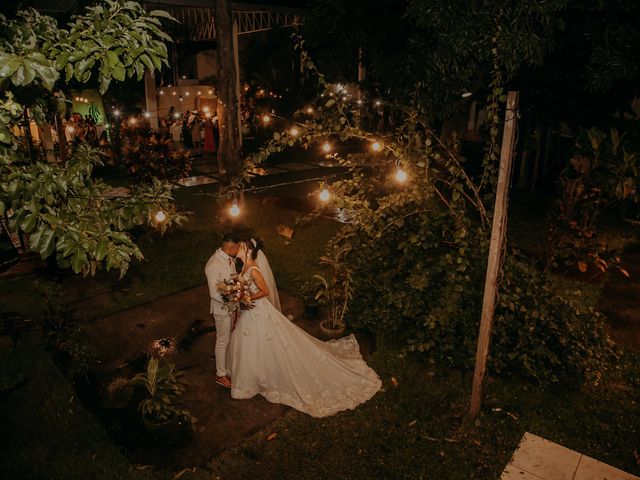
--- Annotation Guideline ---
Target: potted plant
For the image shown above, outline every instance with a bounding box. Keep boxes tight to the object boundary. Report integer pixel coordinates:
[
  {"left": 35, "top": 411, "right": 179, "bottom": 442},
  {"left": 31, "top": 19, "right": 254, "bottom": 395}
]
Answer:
[
  {"left": 298, "top": 279, "right": 322, "bottom": 319},
  {"left": 128, "top": 357, "right": 196, "bottom": 436},
  {"left": 314, "top": 243, "right": 353, "bottom": 339}
]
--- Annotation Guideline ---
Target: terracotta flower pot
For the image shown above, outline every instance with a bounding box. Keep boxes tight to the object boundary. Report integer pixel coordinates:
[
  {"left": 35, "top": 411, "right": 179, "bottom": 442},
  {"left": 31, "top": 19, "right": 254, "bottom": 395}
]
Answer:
[{"left": 319, "top": 319, "right": 346, "bottom": 339}]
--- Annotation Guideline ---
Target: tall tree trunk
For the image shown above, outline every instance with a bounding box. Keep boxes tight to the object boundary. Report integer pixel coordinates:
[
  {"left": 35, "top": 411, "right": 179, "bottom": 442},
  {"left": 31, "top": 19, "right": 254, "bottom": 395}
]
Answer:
[{"left": 214, "top": 0, "right": 241, "bottom": 177}]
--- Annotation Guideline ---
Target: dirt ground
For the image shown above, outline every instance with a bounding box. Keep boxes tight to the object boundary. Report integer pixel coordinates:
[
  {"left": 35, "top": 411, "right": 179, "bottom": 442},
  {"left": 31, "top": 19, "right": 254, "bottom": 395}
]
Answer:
[{"left": 599, "top": 244, "right": 640, "bottom": 350}]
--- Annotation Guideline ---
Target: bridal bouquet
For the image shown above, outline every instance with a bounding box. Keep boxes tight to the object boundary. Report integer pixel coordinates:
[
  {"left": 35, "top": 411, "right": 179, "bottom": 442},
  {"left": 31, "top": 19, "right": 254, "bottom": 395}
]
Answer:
[{"left": 216, "top": 275, "right": 253, "bottom": 312}]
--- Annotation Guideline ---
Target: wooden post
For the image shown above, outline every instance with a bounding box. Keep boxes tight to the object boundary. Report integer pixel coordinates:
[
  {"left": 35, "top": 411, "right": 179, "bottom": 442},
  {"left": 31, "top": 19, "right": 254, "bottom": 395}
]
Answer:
[{"left": 468, "top": 90, "right": 519, "bottom": 419}]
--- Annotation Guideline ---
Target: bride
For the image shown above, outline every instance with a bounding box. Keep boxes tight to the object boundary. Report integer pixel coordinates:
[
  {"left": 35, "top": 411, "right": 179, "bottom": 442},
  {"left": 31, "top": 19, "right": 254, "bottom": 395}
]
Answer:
[{"left": 226, "top": 239, "right": 381, "bottom": 417}]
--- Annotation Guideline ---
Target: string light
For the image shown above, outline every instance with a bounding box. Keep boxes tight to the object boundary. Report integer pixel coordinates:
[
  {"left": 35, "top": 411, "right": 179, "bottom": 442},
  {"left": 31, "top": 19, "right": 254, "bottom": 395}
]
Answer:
[
  {"left": 154, "top": 210, "right": 166, "bottom": 223},
  {"left": 129, "top": 117, "right": 137, "bottom": 125},
  {"left": 306, "top": 107, "right": 314, "bottom": 114},
  {"left": 159, "top": 90, "right": 164, "bottom": 95},
  {"left": 113, "top": 110, "right": 120, "bottom": 117},
  {"left": 197, "top": 91, "right": 201, "bottom": 96},
  {"left": 371, "top": 141, "right": 382, "bottom": 152},
  {"left": 185, "top": 91, "right": 190, "bottom": 96},
  {"left": 319, "top": 187, "right": 330, "bottom": 202},
  {"left": 289, "top": 127, "right": 299, "bottom": 136},
  {"left": 395, "top": 168, "right": 408, "bottom": 183},
  {"left": 172, "top": 91, "right": 177, "bottom": 96},
  {"left": 229, "top": 202, "right": 240, "bottom": 217},
  {"left": 322, "top": 142, "right": 331, "bottom": 153},
  {"left": 461, "top": 90, "right": 472, "bottom": 98},
  {"left": 262, "top": 114, "right": 271, "bottom": 125},
  {"left": 144, "top": 112, "right": 151, "bottom": 118},
  {"left": 375, "top": 100, "right": 381, "bottom": 106}
]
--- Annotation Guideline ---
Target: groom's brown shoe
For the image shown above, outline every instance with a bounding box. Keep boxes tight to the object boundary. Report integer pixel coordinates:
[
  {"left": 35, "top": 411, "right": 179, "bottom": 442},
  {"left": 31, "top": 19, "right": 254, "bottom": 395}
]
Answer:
[{"left": 216, "top": 375, "right": 232, "bottom": 389}]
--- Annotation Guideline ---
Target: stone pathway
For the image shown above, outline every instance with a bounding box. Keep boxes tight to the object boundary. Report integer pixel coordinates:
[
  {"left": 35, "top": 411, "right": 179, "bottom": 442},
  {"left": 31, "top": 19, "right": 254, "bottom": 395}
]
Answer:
[{"left": 502, "top": 432, "right": 639, "bottom": 480}]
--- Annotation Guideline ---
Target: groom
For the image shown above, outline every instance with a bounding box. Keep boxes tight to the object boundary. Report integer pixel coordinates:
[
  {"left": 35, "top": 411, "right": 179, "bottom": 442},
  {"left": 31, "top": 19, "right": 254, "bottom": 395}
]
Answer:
[{"left": 205, "top": 230, "right": 242, "bottom": 389}]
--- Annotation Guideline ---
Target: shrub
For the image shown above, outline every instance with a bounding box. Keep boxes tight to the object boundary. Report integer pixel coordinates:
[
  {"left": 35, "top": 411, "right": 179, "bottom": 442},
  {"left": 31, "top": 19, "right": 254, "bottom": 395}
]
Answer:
[{"left": 119, "top": 121, "right": 191, "bottom": 183}]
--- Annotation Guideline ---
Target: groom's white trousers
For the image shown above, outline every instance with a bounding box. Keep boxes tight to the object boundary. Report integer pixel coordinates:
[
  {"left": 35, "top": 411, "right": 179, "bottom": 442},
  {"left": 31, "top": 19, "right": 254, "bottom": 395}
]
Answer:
[{"left": 212, "top": 310, "right": 232, "bottom": 377}]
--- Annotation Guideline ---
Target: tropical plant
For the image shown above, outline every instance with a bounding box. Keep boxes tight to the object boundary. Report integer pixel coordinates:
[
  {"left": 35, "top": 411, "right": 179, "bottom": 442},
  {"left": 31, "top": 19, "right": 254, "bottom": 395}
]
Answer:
[
  {"left": 547, "top": 127, "right": 638, "bottom": 276},
  {"left": 119, "top": 121, "right": 191, "bottom": 183},
  {"left": 128, "top": 357, "right": 195, "bottom": 427},
  {"left": 314, "top": 243, "right": 354, "bottom": 329},
  {"left": 0, "top": 1, "right": 185, "bottom": 277}
]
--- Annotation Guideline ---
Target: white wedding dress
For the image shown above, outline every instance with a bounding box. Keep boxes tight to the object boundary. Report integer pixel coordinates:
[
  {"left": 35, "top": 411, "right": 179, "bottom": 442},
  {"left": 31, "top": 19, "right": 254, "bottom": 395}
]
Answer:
[{"left": 226, "top": 266, "right": 382, "bottom": 417}]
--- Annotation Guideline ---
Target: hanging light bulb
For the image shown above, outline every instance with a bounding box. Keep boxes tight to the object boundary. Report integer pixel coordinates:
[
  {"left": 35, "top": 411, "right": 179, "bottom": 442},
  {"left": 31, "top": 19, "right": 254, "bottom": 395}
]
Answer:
[
  {"left": 395, "top": 168, "right": 408, "bottom": 183},
  {"left": 306, "top": 106, "right": 314, "bottom": 114},
  {"left": 371, "top": 141, "right": 382, "bottom": 152},
  {"left": 113, "top": 110, "right": 120, "bottom": 117},
  {"left": 144, "top": 112, "right": 151, "bottom": 118},
  {"left": 262, "top": 114, "right": 271, "bottom": 125},
  {"left": 375, "top": 100, "right": 381, "bottom": 106},
  {"left": 229, "top": 202, "right": 240, "bottom": 217},
  {"left": 322, "top": 142, "right": 331, "bottom": 153},
  {"left": 289, "top": 127, "right": 299, "bottom": 136},
  {"left": 159, "top": 90, "right": 164, "bottom": 95},
  {"left": 154, "top": 210, "right": 166, "bottom": 223},
  {"left": 319, "top": 187, "right": 330, "bottom": 202}
]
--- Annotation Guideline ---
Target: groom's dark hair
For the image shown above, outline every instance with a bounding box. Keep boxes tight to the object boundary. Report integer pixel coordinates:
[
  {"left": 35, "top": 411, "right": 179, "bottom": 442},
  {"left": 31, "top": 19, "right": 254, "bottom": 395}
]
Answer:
[{"left": 221, "top": 230, "right": 243, "bottom": 244}]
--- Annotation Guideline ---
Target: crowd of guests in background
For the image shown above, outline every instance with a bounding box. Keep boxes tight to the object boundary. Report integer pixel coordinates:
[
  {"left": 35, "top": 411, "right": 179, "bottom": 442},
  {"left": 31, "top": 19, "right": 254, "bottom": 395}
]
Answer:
[{"left": 162, "top": 108, "right": 218, "bottom": 152}]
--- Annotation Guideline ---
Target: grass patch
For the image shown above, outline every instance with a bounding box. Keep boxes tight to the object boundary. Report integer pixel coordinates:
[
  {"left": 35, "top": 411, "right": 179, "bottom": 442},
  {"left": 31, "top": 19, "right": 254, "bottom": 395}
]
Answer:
[{"left": 208, "top": 350, "right": 640, "bottom": 479}]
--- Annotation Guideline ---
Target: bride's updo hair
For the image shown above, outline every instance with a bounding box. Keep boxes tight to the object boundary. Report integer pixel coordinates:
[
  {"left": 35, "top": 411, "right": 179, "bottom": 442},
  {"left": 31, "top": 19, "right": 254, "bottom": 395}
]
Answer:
[{"left": 246, "top": 237, "right": 264, "bottom": 260}]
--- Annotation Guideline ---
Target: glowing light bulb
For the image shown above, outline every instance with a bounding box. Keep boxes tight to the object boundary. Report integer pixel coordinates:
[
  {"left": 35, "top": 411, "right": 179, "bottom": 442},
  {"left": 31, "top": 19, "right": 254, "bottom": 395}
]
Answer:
[
  {"left": 357, "top": 99, "right": 363, "bottom": 105},
  {"left": 208, "top": 89, "right": 213, "bottom": 94},
  {"left": 203, "top": 106, "right": 209, "bottom": 113},
  {"left": 197, "top": 91, "right": 201, "bottom": 96},
  {"left": 306, "top": 107, "right": 314, "bottom": 114},
  {"left": 371, "top": 141, "right": 382, "bottom": 152},
  {"left": 375, "top": 100, "right": 381, "bottom": 106},
  {"left": 322, "top": 142, "right": 331, "bottom": 153},
  {"left": 461, "top": 90, "right": 472, "bottom": 98},
  {"left": 68, "top": 126, "right": 75, "bottom": 133},
  {"left": 185, "top": 91, "right": 190, "bottom": 96},
  {"left": 113, "top": 110, "right": 120, "bottom": 117},
  {"left": 154, "top": 210, "right": 166, "bottom": 223},
  {"left": 144, "top": 112, "right": 150, "bottom": 118},
  {"left": 319, "top": 188, "right": 330, "bottom": 202},
  {"left": 159, "top": 90, "right": 164, "bottom": 95},
  {"left": 395, "top": 168, "right": 408, "bottom": 183},
  {"left": 290, "top": 127, "right": 299, "bottom": 136},
  {"left": 262, "top": 114, "right": 271, "bottom": 124},
  {"left": 172, "top": 91, "right": 177, "bottom": 96},
  {"left": 342, "top": 96, "right": 347, "bottom": 101},
  {"left": 174, "top": 113, "right": 180, "bottom": 119},
  {"left": 229, "top": 203, "right": 240, "bottom": 217},
  {"left": 129, "top": 117, "right": 137, "bottom": 125}
]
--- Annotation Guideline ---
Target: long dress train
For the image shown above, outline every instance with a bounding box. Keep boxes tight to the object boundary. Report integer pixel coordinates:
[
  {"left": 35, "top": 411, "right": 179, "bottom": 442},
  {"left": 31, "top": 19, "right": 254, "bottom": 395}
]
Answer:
[{"left": 227, "top": 267, "right": 381, "bottom": 418}]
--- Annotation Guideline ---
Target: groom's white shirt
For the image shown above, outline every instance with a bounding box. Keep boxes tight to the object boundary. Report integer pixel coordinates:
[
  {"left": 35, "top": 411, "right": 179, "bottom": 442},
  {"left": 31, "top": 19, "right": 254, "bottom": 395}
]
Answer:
[{"left": 205, "top": 248, "right": 236, "bottom": 315}]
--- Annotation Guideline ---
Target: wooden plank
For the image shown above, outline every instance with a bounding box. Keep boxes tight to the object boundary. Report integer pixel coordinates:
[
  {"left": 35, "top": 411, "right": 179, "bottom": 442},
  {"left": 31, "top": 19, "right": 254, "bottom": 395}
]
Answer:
[{"left": 468, "top": 90, "right": 519, "bottom": 418}]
